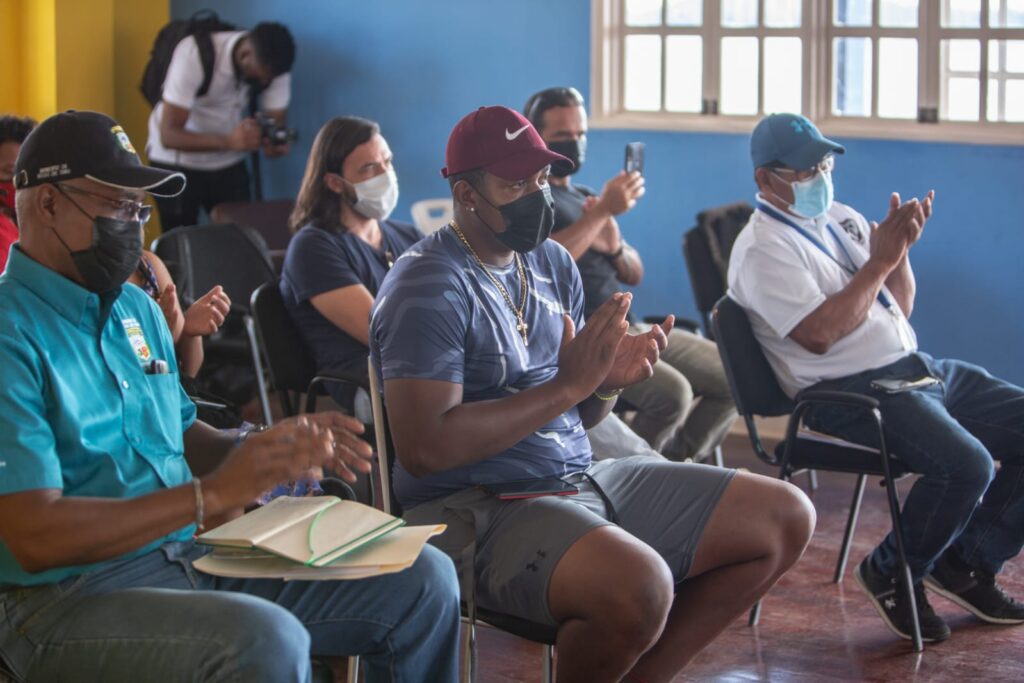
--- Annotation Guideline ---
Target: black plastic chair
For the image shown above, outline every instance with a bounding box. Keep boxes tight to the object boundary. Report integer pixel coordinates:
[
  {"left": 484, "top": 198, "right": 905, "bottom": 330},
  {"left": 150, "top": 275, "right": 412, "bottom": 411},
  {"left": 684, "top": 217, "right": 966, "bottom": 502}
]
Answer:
[
  {"left": 367, "top": 360, "right": 557, "bottom": 683},
  {"left": 246, "top": 281, "right": 367, "bottom": 424},
  {"left": 210, "top": 199, "right": 295, "bottom": 271},
  {"left": 153, "top": 222, "right": 278, "bottom": 384},
  {"left": 682, "top": 201, "right": 753, "bottom": 338},
  {"left": 711, "top": 296, "right": 922, "bottom": 651}
]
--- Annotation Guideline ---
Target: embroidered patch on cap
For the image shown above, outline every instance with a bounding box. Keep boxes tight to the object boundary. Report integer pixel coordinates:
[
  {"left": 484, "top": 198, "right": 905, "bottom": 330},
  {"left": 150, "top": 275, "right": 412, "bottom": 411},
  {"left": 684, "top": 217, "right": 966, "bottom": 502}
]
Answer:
[{"left": 111, "top": 125, "right": 137, "bottom": 155}]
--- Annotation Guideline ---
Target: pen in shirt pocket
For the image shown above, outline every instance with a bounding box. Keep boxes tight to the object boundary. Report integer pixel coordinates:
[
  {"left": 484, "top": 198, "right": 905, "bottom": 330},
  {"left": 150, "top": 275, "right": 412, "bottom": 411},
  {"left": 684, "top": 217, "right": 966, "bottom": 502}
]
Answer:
[{"left": 144, "top": 359, "right": 170, "bottom": 375}]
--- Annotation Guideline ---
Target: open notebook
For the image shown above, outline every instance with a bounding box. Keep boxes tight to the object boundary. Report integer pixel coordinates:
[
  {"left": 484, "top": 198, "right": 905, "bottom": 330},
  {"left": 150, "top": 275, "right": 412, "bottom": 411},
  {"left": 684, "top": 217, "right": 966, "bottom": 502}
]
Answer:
[
  {"left": 194, "top": 524, "right": 446, "bottom": 581},
  {"left": 197, "top": 496, "right": 405, "bottom": 567}
]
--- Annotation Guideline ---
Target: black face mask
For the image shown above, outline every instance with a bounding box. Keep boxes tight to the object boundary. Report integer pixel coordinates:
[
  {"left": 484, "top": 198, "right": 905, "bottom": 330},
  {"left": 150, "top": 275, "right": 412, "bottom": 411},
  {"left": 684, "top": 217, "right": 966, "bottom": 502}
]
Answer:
[
  {"left": 547, "top": 139, "right": 586, "bottom": 178},
  {"left": 473, "top": 185, "right": 555, "bottom": 254},
  {"left": 53, "top": 192, "right": 143, "bottom": 293}
]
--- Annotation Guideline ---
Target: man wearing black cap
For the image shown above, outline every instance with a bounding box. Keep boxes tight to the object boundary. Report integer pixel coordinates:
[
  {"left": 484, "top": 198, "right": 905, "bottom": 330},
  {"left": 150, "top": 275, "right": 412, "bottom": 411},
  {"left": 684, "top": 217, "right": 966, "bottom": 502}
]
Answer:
[
  {"left": 0, "top": 111, "right": 460, "bottom": 682},
  {"left": 371, "top": 105, "right": 815, "bottom": 681},
  {"left": 729, "top": 112, "right": 1024, "bottom": 643}
]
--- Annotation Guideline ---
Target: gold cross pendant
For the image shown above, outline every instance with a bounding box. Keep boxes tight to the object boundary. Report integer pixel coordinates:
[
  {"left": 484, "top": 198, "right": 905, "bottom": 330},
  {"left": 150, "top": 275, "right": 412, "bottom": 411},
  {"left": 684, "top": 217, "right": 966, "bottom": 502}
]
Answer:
[{"left": 517, "top": 321, "right": 529, "bottom": 346}]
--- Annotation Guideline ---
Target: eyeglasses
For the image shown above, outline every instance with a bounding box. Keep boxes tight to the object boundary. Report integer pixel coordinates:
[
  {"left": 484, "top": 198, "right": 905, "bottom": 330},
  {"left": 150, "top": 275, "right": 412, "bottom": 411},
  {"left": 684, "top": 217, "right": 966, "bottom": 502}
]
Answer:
[
  {"left": 772, "top": 155, "right": 835, "bottom": 180},
  {"left": 56, "top": 183, "right": 153, "bottom": 224}
]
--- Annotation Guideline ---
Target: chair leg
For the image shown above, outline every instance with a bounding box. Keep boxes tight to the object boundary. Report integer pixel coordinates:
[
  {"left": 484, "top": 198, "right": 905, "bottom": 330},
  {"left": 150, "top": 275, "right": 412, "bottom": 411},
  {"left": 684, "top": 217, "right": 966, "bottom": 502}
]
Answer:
[
  {"left": 748, "top": 600, "right": 762, "bottom": 626},
  {"left": 882, "top": 474, "right": 924, "bottom": 652},
  {"left": 461, "top": 620, "right": 476, "bottom": 683},
  {"left": 807, "top": 469, "right": 819, "bottom": 492},
  {"left": 711, "top": 445, "right": 724, "bottom": 468},
  {"left": 541, "top": 644, "right": 554, "bottom": 683},
  {"left": 834, "top": 474, "right": 868, "bottom": 583},
  {"left": 346, "top": 655, "right": 359, "bottom": 683},
  {"left": 244, "top": 315, "right": 275, "bottom": 425}
]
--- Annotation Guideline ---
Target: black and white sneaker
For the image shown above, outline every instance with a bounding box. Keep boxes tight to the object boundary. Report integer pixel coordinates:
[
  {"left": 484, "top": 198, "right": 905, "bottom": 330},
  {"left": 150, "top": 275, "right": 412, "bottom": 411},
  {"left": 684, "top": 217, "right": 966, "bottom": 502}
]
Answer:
[
  {"left": 855, "top": 555, "right": 951, "bottom": 642},
  {"left": 924, "top": 550, "right": 1024, "bottom": 625}
]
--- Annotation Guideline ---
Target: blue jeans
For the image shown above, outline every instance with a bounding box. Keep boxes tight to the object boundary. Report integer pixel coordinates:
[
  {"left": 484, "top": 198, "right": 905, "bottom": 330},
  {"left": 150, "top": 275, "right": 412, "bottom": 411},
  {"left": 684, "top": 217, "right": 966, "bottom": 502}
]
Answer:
[
  {"left": 0, "top": 541, "right": 460, "bottom": 682},
  {"left": 804, "top": 352, "right": 1024, "bottom": 580}
]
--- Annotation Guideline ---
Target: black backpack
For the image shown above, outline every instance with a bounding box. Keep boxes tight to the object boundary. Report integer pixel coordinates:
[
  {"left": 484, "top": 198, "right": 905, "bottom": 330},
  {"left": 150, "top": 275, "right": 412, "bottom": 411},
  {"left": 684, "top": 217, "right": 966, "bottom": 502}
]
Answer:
[{"left": 140, "top": 10, "right": 236, "bottom": 107}]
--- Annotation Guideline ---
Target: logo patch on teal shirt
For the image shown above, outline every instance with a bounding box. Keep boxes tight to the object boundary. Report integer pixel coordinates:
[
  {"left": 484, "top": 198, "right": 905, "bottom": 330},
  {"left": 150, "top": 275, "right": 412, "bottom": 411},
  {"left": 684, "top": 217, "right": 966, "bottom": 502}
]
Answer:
[{"left": 121, "top": 317, "right": 153, "bottom": 363}]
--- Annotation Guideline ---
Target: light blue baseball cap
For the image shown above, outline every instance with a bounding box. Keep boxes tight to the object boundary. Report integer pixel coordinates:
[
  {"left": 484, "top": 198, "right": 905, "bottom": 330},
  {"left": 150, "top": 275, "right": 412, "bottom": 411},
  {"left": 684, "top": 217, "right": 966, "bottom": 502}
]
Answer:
[{"left": 750, "top": 113, "right": 845, "bottom": 170}]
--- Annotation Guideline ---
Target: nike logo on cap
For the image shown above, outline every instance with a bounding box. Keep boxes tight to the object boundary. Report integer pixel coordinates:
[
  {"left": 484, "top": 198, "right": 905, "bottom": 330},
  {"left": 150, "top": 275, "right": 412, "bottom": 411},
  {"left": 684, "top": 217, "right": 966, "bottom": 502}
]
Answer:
[{"left": 505, "top": 124, "right": 530, "bottom": 141}]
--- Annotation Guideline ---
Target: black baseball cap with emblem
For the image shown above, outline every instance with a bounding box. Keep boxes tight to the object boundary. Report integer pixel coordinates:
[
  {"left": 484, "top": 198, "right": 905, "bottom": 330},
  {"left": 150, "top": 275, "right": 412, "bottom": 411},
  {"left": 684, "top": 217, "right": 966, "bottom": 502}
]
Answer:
[{"left": 14, "top": 110, "right": 185, "bottom": 197}]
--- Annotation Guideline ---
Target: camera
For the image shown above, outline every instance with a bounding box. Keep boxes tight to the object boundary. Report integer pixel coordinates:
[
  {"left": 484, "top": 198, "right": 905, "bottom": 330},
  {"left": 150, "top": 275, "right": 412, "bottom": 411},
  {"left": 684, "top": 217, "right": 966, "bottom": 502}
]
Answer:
[{"left": 255, "top": 112, "right": 298, "bottom": 147}]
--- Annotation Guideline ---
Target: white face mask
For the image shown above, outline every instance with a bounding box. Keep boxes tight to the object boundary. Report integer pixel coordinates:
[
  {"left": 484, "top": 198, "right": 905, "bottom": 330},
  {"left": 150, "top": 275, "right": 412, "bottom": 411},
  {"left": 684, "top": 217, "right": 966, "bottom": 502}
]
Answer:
[{"left": 350, "top": 168, "right": 399, "bottom": 221}]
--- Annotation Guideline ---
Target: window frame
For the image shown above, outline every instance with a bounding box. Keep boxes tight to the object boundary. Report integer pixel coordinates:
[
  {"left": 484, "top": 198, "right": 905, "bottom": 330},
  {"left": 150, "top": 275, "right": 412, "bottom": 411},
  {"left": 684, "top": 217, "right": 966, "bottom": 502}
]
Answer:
[{"left": 590, "top": 0, "right": 1024, "bottom": 145}]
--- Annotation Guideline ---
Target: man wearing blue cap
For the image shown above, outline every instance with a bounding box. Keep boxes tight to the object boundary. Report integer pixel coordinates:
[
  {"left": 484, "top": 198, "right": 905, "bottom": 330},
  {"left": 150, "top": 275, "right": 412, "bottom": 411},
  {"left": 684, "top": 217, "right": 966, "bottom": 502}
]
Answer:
[{"left": 729, "top": 112, "right": 1024, "bottom": 643}]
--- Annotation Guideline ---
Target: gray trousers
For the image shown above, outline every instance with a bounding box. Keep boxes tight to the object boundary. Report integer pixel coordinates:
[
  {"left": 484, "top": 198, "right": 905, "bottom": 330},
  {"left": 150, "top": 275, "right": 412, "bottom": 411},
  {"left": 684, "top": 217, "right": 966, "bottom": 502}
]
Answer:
[{"left": 620, "top": 326, "right": 737, "bottom": 460}]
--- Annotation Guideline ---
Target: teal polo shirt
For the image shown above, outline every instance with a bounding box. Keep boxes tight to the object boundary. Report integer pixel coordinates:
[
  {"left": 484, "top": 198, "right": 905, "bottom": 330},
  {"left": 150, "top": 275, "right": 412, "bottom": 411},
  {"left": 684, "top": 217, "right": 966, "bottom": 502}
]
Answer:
[{"left": 0, "top": 246, "right": 197, "bottom": 586}]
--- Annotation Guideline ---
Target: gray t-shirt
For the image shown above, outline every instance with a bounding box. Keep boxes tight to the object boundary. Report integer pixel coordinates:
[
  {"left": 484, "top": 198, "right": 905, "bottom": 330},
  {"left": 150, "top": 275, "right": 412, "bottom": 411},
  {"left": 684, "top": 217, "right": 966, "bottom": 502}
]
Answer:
[{"left": 370, "top": 227, "right": 592, "bottom": 508}]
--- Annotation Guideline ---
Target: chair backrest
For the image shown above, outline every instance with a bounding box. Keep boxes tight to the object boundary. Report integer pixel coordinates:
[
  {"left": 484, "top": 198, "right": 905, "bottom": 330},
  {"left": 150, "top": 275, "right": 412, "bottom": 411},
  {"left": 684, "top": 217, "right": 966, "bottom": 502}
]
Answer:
[
  {"left": 711, "top": 296, "right": 794, "bottom": 420},
  {"left": 152, "top": 222, "right": 276, "bottom": 313},
  {"left": 368, "top": 357, "right": 400, "bottom": 515},
  {"left": 695, "top": 201, "right": 754, "bottom": 280},
  {"left": 682, "top": 226, "right": 725, "bottom": 335},
  {"left": 410, "top": 198, "right": 454, "bottom": 235},
  {"left": 209, "top": 199, "right": 295, "bottom": 252},
  {"left": 250, "top": 280, "right": 317, "bottom": 395}
]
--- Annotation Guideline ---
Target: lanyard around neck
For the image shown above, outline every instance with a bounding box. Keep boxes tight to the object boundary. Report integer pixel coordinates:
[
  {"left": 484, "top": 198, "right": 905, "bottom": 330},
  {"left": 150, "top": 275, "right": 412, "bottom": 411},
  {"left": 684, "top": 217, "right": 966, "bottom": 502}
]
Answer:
[{"left": 756, "top": 200, "right": 895, "bottom": 312}]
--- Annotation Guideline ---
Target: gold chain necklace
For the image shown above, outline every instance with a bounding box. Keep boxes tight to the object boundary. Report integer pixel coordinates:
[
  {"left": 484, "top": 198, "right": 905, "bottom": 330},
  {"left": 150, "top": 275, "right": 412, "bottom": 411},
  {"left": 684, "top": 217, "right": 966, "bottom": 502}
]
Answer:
[{"left": 449, "top": 220, "right": 530, "bottom": 346}]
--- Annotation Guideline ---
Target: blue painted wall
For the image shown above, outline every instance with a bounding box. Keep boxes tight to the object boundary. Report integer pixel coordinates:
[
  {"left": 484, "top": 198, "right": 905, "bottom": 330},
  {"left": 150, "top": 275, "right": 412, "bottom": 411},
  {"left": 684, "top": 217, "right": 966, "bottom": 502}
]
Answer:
[{"left": 173, "top": 0, "right": 1024, "bottom": 385}]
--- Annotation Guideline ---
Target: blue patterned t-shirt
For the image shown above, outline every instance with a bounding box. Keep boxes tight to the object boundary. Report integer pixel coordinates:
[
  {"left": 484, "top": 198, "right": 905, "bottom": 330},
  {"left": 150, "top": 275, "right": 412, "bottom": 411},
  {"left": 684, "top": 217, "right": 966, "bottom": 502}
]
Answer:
[{"left": 370, "top": 227, "right": 592, "bottom": 508}]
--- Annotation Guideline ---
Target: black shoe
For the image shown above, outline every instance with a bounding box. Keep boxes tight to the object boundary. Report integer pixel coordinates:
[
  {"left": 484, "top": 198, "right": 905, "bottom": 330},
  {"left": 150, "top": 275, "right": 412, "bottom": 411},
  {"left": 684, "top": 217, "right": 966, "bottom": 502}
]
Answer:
[
  {"left": 855, "top": 556, "right": 951, "bottom": 642},
  {"left": 924, "top": 551, "right": 1024, "bottom": 625}
]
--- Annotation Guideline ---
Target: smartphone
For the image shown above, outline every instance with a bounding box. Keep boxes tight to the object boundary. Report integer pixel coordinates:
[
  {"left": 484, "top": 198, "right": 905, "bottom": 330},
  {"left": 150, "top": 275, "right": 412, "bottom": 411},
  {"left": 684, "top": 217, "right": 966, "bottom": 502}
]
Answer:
[
  {"left": 624, "top": 142, "right": 645, "bottom": 175},
  {"left": 481, "top": 477, "right": 580, "bottom": 500},
  {"left": 869, "top": 376, "right": 941, "bottom": 394}
]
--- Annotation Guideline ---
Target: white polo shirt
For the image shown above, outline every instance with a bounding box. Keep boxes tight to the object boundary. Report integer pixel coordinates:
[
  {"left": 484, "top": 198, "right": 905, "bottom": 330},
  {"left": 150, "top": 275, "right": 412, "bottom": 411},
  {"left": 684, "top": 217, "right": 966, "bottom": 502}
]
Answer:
[
  {"left": 727, "top": 197, "right": 916, "bottom": 397},
  {"left": 146, "top": 31, "right": 291, "bottom": 171}
]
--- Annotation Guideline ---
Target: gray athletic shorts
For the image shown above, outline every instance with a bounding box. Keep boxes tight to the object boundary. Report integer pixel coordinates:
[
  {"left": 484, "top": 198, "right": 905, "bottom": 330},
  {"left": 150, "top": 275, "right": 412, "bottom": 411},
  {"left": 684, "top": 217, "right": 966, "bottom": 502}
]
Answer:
[{"left": 402, "top": 456, "right": 735, "bottom": 626}]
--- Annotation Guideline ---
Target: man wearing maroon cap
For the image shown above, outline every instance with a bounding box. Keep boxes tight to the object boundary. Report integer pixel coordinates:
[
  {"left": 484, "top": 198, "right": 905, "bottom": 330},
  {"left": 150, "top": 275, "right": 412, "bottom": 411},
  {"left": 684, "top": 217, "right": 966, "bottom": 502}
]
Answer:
[{"left": 370, "top": 106, "right": 815, "bottom": 681}]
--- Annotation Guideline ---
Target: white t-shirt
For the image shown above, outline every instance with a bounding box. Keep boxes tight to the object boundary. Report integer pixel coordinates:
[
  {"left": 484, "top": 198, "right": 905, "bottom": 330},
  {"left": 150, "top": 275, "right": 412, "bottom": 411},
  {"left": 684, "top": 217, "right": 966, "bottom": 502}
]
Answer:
[
  {"left": 727, "top": 197, "right": 916, "bottom": 397},
  {"left": 146, "top": 31, "right": 291, "bottom": 171}
]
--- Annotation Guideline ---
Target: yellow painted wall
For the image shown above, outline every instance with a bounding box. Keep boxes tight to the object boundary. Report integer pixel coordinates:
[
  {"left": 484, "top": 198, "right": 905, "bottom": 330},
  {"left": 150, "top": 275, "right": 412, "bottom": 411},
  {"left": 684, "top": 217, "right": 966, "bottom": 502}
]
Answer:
[{"left": 4, "top": 0, "right": 170, "bottom": 235}]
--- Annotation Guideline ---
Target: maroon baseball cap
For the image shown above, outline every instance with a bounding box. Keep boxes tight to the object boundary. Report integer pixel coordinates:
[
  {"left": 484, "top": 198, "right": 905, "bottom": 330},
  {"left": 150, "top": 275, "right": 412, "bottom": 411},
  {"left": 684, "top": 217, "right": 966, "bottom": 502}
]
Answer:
[{"left": 441, "top": 106, "right": 572, "bottom": 181}]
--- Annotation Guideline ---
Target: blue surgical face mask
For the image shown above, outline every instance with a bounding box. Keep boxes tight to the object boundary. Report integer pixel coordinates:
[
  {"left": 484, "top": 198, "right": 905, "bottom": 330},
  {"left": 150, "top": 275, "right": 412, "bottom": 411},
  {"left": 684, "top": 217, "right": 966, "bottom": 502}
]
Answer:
[{"left": 775, "top": 170, "right": 834, "bottom": 219}]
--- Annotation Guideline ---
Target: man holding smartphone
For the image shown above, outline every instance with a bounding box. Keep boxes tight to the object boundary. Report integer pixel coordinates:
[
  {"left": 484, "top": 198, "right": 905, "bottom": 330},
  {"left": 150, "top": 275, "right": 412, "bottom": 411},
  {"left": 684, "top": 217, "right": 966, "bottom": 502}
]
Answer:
[
  {"left": 729, "top": 112, "right": 1024, "bottom": 643},
  {"left": 524, "top": 87, "right": 737, "bottom": 463}
]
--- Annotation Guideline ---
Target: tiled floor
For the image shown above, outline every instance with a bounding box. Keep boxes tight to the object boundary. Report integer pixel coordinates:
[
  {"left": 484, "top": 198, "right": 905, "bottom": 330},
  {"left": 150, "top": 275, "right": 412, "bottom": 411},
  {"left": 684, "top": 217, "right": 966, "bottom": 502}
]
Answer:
[{"left": 469, "top": 435, "right": 1024, "bottom": 682}]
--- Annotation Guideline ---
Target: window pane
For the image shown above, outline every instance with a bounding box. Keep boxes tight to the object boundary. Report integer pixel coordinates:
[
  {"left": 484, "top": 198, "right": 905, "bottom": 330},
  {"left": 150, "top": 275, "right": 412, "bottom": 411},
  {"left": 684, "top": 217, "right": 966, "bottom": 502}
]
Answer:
[
  {"left": 765, "top": 0, "right": 801, "bottom": 27},
  {"left": 880, "top": 0, "right": 919, "bottom": 27},
  {"left": 878, "top": 38, "right": 918, "bottom": 118},
  {"left": 720, "top": 37, "right": 759, "bottom": 114},
  {"left": 1005, "top": 79, "right": 1024, "bottom": 120},
  {"left": 833, "top": 0, "right": 872, "bottom": 26},
  {"left": 832, "top": 37, "right": 873, "bottom": 116},
  {"left": 764, "top": 37, "right": 803, "bottom": 113},
  {"left": 941, "top": 40, "right": 980, "bottom": 120},
  {"left": 625, "top": 35, "right": 663, "bottom": 111},
  {"left": 626, "top": 0, "right": 663, "bottom": 26},
  {"left": 998, "top": 40, "right": 1024, "bottom": 73},
  {"left": 942, "top": 0, "right": 981, "bottom": 27},
  {"left": 721, "top": 0, "right": 758, "bottom": 27},
  {"left": 989, "top": 0, "right": 1024, "bottom": 27},
  {"left": 667, "top": 0, "right": 702, "bottom": 25},
  {"left": 948, "top": 39, "right": 981, "bottom": 72},
  {"left": 666, "top": 36, "right": 703, "bottom": 112},
  {"left": 947, "top": 78, "right": 981, "bottom": 119},
  {"left": 988, "top": 78, "right": 1000, "bottom": 120}
]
